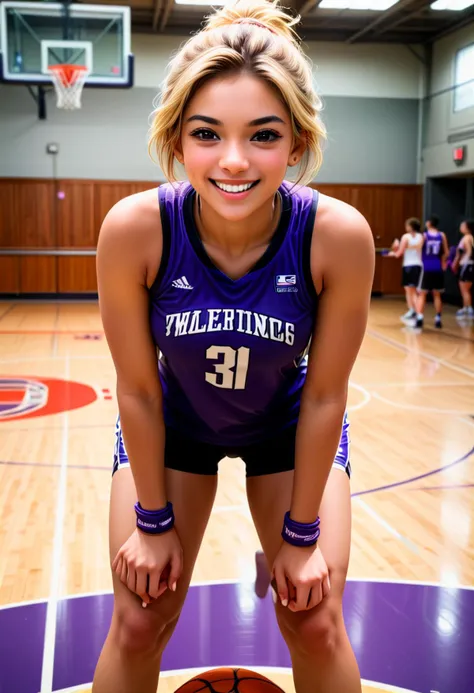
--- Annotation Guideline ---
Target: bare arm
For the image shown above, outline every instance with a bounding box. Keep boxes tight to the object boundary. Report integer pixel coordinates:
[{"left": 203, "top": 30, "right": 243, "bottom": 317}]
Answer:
[
  {"left": 97, "top": 191, "right": 166, "bottom": 511},
  {"left": 290, "top": 199, "right": 375, "bottom": 523},
  {"left": 441, "top": 232, "right": 449, "bottom": 265},
  {"left": 389, "top": 234, "right": 408, "bottom": 258}
]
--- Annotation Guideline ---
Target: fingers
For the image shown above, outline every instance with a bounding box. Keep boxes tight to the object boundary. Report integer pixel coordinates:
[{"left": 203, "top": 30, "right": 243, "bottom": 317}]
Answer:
[
  {"left": 306, "top": 581, "right": 323, "bottom": 610},
  {"left": 273, "top": 564, "right": 289, "bottom": 608},
  {"left": 135, "top": 568, "right": 150, "bottom": 605},
  {"left": 168, "top": 551, "right": 183, "bottom": 593},
  {"left": 146, "top": 570, "right": 160, "bottom": 601},
  {"left": 120, "top": 557, "right": 128, "bottom": 587},
  {"left": 289, "top": 582, "right": 312, "bottom": 612},
  {"left": 126, "top": 565, "right": 136, "bottom": 594},
  {"left": 112, "top": 553, "right": 122, "bottom": 577},
  {"left": 299, "top": 574, "right": 331, "bottom": 611},
  {"left": 323, "top": 573, "right": 331, "bottom": 597},
  {"left": 111, "top": 552, "right": 120, "bottom": 574}
]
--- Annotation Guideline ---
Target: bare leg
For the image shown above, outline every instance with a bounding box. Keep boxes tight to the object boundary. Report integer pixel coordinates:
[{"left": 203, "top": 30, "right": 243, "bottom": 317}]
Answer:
[
  {"left": 247, "top": 468, "right": 361, "bottom": 693},
  {"left": 432, "top": 290, "right": 442, "bottom": 315},
  {"left": 416, "top": 290, "right": 427, "bottom": 316},
  {"left": 403, "top": 287, "right": 413, "bottom": 312},
  {"left": 460, "top": 281, "right": 472, "bottom": 308},
  {"left": 92, "top": 468, "right": 217, "bottom": 693}
]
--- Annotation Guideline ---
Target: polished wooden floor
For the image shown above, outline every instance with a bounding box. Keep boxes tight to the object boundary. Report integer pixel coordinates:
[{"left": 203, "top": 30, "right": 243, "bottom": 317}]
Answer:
[{"left": 0, "top": 298, "right": 473, "bottom": 693}]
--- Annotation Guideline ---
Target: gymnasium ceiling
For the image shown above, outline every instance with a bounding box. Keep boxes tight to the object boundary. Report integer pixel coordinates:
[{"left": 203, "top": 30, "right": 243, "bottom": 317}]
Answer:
[{"left": 93, "top": 0, "right": 474, "bottom": 45}]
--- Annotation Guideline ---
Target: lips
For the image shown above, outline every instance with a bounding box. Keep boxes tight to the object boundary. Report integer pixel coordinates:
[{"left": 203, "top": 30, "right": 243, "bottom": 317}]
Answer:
[{"left": 210, "top": 179, "right": 259, "bottom": 194}]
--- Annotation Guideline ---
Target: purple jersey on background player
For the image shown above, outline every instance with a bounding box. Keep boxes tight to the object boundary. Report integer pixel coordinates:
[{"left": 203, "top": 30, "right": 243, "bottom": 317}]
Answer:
[
  {"left": 149, "top": 181, "right": 318, "bottom": 446},
  {"left": 422, "top": 230, "right": 443, "bottom": 272}
]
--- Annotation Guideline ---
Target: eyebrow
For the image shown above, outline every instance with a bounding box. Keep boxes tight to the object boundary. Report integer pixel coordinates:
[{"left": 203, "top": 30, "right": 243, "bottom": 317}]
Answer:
[{"left": 185, "top": 115, "right": 285, "bottom": 126}]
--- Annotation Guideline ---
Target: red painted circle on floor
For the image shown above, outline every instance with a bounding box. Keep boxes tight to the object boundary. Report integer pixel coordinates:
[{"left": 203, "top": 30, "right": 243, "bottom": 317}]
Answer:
[{"left": 0, "top": 376, "right": 98, "bottom": 421}]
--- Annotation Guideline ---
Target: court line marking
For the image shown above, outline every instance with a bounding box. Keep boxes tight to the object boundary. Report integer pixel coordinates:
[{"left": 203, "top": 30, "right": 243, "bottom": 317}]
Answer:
[
  {"left": 352, "top": 444, "right": 474, "bottom": 498},
  {"left": 1, "top": 437, "right": 473, "bottom": 497},
  {"left": 0, "top": 304, "right": 16, "bottom": 323},
  {"left": 370, "top": 380, "right": 473, "bottom": 388},
  {"left": 419, "top": 324, "right": 474, "bottom": 344},
  {"left": 355, "top": 498, "right": 419, "bottom": 555},
  {"left": 51, "top": 305, "right": 60, "bottom": 358},
  {"left": 372, "top": 391, "right": 473, "bottom": 416},
  {"left": 0, "top": 355, "right": 110, "bottom": 363},
  {"left": 367, "top": 329, "right": 474, "bottom": 378},
  {"left": 2, "top": 576, "right": 473, "bottom": 612},
  {"left": 0, "top": 330, "right": 104, "bottom": 336},
  {"left": 52, "top": 672, "right": 421, "bottom": 693},
  {"left": 40, "top": 354, "right": 70, "bottom": 693},
  {"left": 348, "top": 381, "right": 371, "bottom": 411},
  {"left": 408, "top": 482, "right": 474, "bottom": 492}
]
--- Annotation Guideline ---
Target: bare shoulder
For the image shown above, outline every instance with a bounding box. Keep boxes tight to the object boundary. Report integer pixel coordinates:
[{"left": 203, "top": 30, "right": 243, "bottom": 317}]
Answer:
[
  {"left": 311, "top": 193, "right": 375, "bottom": 288},
  {"left": 97, "top": 187, "right": 162, "bottom": 287}
]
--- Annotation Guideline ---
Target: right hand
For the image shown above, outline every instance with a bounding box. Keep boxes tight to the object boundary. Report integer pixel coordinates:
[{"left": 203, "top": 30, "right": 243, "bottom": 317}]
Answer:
[{"left": 112, "top": 527, "right": 183, "bottom": 606}]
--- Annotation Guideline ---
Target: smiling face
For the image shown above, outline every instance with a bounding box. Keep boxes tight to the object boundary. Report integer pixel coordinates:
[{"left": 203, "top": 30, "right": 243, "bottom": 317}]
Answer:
[{"left": 176, "top": 72, "right": 305, "bottom": 222}]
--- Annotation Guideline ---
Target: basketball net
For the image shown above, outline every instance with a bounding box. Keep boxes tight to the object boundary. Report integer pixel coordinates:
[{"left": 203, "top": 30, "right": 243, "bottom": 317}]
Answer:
[{"left": 49, "top": 64, "right": 89, "bottom": 110}]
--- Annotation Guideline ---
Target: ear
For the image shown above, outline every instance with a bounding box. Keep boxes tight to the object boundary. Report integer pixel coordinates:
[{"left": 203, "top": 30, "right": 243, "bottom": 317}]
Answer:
[
  {"left": 288, "top": 133, "right": 307, "bottom": 167},
  {"left": 174, "top": 140, "right": 184, "bottom": 165}
]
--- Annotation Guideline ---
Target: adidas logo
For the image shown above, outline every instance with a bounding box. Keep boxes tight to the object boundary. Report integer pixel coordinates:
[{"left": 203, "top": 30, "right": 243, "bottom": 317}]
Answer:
[{"left": 172, "top": 276, "right": 193, "bottom": 290}]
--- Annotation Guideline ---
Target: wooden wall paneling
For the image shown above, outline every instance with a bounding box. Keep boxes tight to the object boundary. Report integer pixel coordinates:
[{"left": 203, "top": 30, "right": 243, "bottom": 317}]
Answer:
[
  {"left": 17, "top": 180, "right": 55, "bottom": 247},
  {"left": 381, "top": 255, "right": 403, "bottom": 294},
  {"left": 57, "top": 256, "right": 97, "bottom": 292},
  {"left": 0, "top": 257, "right": 20, "bottom": 293},
  {"left": 314, "top": 184, "right": 423, "bottom": 250},
  {"left": 0, "top": 180, "right": 55, "bottom": 248},
  {"left": 56, "top": 181, "right": 96, "bottom": 247},
  {"left": 372, "top": 254, "right": 383, "bottom": 293},
  {"left": 94, "top": 181, "right": 157, "bottom": 241},
  {"left": 19, "top": 256, "right": 56, "bottom": 293},
  {"left": 0, "top": 182, "right": 18, "bottom": 247}
]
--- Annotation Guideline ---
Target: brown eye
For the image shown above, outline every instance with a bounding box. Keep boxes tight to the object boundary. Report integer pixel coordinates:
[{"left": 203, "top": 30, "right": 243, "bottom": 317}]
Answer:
[
  {"left": 252, "top": 130, "right": 282, "bottom": 143},
  {"left": 190, "top": 129, "right": 218, "bottom": 141}
]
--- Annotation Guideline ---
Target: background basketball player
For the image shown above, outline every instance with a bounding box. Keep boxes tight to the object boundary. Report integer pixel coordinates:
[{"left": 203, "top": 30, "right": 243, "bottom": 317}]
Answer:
[
  {"left": 388, "top": 217, "right": 423, "bottom": 322},
  {"left": 452, "top": 219, "right": 474, "bottom": 320},
  {"left": 94, "top": 2, "right": 374, "bottom": 692},
  {"left": 414, "top": 214, "right": 448, "bottom": 329}
]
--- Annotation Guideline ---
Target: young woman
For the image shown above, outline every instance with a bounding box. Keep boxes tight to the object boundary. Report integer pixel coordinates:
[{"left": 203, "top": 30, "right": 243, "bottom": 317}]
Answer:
[
  {"left": 452, "top": 219, "right": 474, "bottom": 319},
  {"left": 388, "top": 217, "right": 423, "bottom": 321},
  {"left": 415, "top": 214, "right": 448, "bottom": 330},
  {"left": 93, "top": 2, "right": 374, "bottom": 692}
]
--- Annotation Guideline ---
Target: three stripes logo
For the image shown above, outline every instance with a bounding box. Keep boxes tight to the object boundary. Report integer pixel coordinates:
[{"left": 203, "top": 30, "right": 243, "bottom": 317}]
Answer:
[{"left": 172, "top": 276, "right": 193, "bottom": 290}]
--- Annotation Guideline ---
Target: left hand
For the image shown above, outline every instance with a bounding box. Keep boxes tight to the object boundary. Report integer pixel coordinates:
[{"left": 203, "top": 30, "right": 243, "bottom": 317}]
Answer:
[{"left": 272, "top": 541, "right": 330, "bottom": 612}]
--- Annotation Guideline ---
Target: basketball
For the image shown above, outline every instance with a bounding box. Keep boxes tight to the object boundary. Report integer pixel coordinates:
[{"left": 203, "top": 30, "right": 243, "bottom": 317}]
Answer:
[{"left": 173, "top": 667, "right": 285, "bottom": 692}]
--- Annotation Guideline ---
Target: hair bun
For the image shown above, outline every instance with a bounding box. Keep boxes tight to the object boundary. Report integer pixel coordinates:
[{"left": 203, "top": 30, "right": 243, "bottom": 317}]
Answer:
[{"left": 203, "top": 0, "right": 300, "bottom": 46}]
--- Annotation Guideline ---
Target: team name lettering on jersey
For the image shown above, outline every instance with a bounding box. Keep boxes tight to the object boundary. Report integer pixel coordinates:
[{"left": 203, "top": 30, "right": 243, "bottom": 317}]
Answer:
[{"left": 165, "top": 308, "right": 295, "bottom": 346}]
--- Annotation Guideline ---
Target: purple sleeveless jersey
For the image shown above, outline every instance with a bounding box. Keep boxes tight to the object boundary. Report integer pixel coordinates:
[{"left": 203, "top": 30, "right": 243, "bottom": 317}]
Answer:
[
  {"left": 422, "top": 230, "right": 443, "bottom": 272},
  {"left": 149, "top": 181, "right": 318, "bottom": 445}
]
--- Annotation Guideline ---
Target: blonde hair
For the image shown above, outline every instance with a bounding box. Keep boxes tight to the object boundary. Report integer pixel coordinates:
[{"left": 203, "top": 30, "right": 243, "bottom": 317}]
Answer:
[{"left": 148, "top": 0, "right": 326, "bottom": 186}]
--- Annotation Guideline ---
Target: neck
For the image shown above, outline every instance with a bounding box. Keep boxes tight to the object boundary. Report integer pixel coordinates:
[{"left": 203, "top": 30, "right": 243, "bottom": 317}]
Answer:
[{"left": 194, "top": 192, "right": 281, "bottom": 256}]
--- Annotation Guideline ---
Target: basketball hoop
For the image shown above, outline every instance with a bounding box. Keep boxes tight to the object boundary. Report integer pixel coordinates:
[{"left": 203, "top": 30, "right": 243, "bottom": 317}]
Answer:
[{"left": 49, "top": 64, "right": 89, "bottom": 110}]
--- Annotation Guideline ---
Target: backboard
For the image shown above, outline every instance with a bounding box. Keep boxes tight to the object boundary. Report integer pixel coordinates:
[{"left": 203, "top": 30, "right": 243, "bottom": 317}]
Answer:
[{"left": 0, "top": 2, "right": 133, "bottom": 88}]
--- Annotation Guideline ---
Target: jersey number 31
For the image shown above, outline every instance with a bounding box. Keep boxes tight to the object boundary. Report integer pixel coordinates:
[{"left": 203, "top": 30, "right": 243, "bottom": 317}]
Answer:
[{"left": 205, "top": 346, "right": 250, "bottom": 390}]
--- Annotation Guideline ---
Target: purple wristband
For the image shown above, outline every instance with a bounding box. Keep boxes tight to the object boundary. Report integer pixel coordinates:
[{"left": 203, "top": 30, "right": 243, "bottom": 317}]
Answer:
[
  {"left": 134, "top": 501, "right": 174, "bottom": 535},
  {"left": 281, "top": 512, "right": 320, "bottom": 547}
]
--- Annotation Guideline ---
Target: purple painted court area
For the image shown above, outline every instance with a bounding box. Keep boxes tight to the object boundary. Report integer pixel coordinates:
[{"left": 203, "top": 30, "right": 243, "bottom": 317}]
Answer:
[
  {"left": 0, "top": 601, "right": 47, "bottom": 693},
  {"left": 48, "top": 581, "right": 474, "bottom": 693}
]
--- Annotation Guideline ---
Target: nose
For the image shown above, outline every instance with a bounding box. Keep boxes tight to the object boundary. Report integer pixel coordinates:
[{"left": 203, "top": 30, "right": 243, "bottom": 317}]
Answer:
[{"left": 218, "top": 140, "right": 249, "bottom": 174}]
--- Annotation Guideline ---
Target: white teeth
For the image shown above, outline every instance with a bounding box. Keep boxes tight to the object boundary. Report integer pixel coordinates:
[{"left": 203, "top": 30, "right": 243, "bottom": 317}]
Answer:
[{"left": 214, "top": 181, "right": 254, "bottom": 193}]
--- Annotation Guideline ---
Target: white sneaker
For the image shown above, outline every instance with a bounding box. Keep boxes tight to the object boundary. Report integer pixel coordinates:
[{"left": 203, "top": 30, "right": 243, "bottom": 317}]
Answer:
[
  {"left": 456, "top": 307, "right": 466, "bottom": 317},
  {"left": 401, "top": 310, "right": 416, "bottom": 321}
]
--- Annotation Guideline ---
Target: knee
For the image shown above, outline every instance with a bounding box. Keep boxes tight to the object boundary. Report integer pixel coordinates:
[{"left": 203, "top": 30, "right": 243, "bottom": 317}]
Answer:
[
  {"left": 278, "top": 600, "right": 341, "bottom": 659},
  {"left": 113, "top": 602, "right": 179, "bottom": 657}
]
